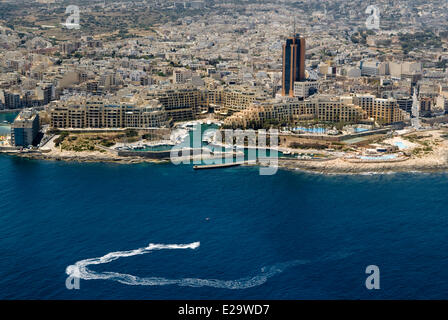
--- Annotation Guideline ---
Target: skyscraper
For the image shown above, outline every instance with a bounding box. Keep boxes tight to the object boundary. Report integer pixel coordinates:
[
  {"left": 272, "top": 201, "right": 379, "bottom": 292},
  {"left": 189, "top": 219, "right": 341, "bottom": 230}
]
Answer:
[{"left": 282, "top": 35, "right": 306, "bottom": 97}]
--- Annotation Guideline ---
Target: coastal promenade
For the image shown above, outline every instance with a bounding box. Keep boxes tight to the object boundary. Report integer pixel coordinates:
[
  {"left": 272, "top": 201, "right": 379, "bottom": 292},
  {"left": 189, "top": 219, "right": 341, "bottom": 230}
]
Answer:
[{"left": 2, "top": 125, "right": 448, "bottom": 175}]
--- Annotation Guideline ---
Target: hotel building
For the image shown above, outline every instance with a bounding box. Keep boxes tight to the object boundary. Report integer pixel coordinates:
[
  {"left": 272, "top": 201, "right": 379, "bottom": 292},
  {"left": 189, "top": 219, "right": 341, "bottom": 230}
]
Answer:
[
  {"left": 282, "top": 35, "right": 306, "bottom": 97},
  {"left": 144, "top": 86, "right": 206, "bottom": 121},
  {"left": 224, "top": 96, "right": 368, "bottom": 128},
  {"left": 352, "top": 95, "right": 408, "bottom": 125},
  {"left": 49, "top": 99, "right": 168, "bottom": 129},
  {"left": 11, "top": 109, "right": 40, "bottom": 147}
]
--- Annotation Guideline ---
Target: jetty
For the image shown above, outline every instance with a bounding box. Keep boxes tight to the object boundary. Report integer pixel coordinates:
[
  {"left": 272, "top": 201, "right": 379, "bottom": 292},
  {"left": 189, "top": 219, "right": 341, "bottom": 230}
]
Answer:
[{"left": 193, "top": 162, "right": 242, "bottom": 170}]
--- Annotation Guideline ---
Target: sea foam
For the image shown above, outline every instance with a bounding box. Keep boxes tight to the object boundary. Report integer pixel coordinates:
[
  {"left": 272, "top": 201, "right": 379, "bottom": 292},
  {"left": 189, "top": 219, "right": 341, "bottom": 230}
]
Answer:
[{"left": 65, "top": 241, "right": 308, "bottom": 289}]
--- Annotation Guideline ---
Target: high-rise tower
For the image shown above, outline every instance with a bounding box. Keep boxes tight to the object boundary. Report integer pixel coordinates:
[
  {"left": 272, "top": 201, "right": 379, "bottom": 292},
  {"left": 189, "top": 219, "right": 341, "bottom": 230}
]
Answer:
[{"left": 282, "top": 35, "right": 306, "bottom": 97}]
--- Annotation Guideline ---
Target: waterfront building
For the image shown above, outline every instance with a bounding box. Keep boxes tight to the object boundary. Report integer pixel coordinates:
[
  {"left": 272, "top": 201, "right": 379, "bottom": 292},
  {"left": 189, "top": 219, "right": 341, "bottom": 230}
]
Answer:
[
  {"left": 49, "top": 99, "right": 168, "bottom": 129},
  {"left": 352, "top": 94, "right": 408, "bottom": 124},
  {"left": 223, "top": 95, "right": 368, "bottom": 128},
  {"left": 145, "top": 86, "right": 205, "bottom": 121},
  {"left": 49, "top": 83, "right": 272, "bottom": 129},
  {"left": 10, "top": 109, "right": 40, "bottom": 147},
  {"left": 220, "top": 86, "right": 263, "bottom": 115},
  {"left": 142, "top": 85, "right": 269, "bottom": 121}
]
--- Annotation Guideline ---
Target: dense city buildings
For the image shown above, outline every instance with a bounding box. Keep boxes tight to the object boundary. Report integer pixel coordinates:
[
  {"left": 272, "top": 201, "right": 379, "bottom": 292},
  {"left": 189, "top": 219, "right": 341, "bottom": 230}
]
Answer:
[{"left": 1, "top": 0, "right": 448, "bottom": 140}]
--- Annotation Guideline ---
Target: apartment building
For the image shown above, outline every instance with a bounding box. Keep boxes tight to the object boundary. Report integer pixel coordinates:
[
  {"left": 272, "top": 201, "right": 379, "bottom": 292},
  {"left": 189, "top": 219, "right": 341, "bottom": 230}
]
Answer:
[
  {"left": 221, "top": 86, "right": 260, "bottom": 114},
  {"left": 141, "top": 85, "right": 268, "bottom": 121},
  {"left": 353, "top": 94, "right": 408, "bottom": 124},
  {"left": 145, "top": 86, "right": 206, "bottom": 121},
  {"left": 49, "top": 99, "right": 168, "bottom": 129},
  {"left": 224, "top": 96, "right": 368, "bottom": 128}
]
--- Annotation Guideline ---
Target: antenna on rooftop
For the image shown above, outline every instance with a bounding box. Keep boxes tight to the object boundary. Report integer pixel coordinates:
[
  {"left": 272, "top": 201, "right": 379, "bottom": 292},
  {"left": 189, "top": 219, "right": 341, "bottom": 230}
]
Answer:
[{"left": 293, "top": 16, "right": 296, "bottom": 37}]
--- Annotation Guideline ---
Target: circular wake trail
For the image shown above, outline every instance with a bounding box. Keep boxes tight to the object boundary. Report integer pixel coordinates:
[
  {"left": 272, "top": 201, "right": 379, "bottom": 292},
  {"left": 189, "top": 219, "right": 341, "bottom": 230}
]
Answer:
[{"left": 66, "top": 242, "right": 308, "bottom": 289}]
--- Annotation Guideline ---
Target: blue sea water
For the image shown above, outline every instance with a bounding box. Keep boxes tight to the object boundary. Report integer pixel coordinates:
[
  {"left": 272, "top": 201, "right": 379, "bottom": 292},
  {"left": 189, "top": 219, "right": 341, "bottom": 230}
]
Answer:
[{"left": 1, "top": 154, "right": 448, "bottom": 299}]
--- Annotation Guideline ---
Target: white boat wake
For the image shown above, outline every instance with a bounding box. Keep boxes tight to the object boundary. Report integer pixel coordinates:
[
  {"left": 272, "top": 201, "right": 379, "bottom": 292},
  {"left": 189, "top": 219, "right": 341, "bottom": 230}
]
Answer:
[{"left": 65, "top": 242, "right": 309, "bottom": 289}]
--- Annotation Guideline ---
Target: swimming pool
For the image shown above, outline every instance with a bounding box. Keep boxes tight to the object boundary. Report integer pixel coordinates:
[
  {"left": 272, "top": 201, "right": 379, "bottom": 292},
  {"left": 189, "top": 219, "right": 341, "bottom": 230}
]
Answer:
[
  {"left": 132, "top": 145, "right": 174, "bottom": 152},
  {"left": 394, "top": 141, "right": 408, "bottom": 150},
  {"left": 293, "top": 127, "right": 327, "bottom": 134}
]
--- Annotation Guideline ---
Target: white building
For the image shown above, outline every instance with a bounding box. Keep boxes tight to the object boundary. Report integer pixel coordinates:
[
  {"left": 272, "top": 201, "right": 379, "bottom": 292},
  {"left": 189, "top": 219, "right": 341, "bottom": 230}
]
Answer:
[{"left": 294, "top": 81, "right": 318, "bottom": 99}]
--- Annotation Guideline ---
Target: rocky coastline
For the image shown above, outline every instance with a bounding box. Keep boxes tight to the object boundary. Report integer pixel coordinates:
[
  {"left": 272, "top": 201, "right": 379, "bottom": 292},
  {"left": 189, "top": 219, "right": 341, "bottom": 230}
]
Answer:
[{"left": 0, "top": 148, "right": 446, "bottom": 176}]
